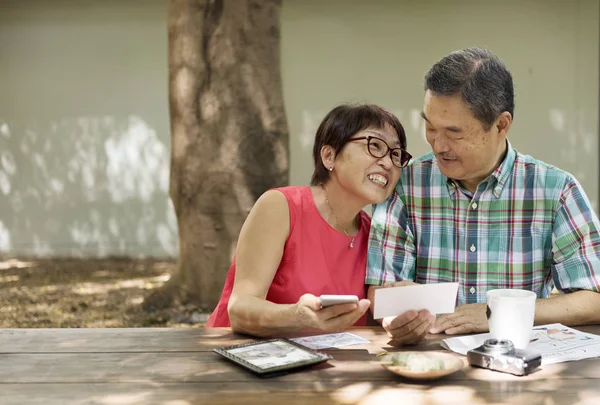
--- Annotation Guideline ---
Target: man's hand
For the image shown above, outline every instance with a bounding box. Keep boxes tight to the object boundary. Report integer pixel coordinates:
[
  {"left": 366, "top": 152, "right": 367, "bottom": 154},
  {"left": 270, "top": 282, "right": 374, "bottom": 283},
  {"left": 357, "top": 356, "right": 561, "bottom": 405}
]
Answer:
[
  {"left": 383, "top": 280, "right": 417, "bottom": 288},
  {"left": 368, "top": 281, "right": 432, "bottom": 345},
  {"left": 295, "top": 294, "right": 370, "bottom": 333},
  {"left": 381, "top": 310, "right": 436, "bottom": 345},
  {"left": 430, "top": 303, "right": 488, "bottom": 335}
]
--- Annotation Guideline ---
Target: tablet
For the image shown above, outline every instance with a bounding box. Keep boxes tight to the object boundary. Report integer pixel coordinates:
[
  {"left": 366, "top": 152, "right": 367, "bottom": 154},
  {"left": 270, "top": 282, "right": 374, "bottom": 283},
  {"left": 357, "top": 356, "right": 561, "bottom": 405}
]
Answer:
[{"left": 213, "top": 338, "right": 331, "bottom": 376}]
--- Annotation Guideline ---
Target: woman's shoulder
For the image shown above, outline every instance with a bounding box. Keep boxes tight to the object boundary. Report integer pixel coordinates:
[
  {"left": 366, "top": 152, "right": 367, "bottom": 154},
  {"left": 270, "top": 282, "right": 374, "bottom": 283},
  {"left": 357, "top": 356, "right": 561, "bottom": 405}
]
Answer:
[
  {"left": 252, "top": 186, "right": 311, "bottom": 222},
  {"left": 253, "top": 187, "right": 285, "bottom": 205},
  {"left": 272, "top": 185, "right": 310, "bottom": 199},
  {"left": 359, "top": 209, "right": 372, "bottom": 222},
  {"left": 359, "top": 209, "right": 372, "bottom": 229},
  {"left": 243, "top": 188, "right": 292, "bottom": 239},
  {"left": 270, "top": 186, "right": 314, "bottom": 210}
]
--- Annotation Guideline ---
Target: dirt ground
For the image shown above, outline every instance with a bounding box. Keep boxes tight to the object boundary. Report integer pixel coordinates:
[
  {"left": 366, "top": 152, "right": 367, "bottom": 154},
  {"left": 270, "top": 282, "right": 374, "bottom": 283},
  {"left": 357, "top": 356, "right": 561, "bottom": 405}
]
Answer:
[{"left": 0, "top": 257, "right": 209, "bottom": 328}]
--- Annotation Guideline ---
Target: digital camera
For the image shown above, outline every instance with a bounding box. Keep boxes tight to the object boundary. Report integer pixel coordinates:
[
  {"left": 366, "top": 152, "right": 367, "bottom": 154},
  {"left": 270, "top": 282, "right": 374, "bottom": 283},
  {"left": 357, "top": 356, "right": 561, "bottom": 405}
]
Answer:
[{"left": 467, "top": 338, "right": 542, "bottom": 376}]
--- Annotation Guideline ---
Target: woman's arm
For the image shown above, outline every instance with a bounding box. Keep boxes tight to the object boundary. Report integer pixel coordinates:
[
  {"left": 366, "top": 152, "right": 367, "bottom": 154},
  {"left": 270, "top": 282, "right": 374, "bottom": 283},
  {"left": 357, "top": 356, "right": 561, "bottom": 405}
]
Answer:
[
  {"left": 227, "top": 189, "right": 298, "bottom": 335},
  {"left": 228, "top": 190, "right": 368, "bottom": 337}
]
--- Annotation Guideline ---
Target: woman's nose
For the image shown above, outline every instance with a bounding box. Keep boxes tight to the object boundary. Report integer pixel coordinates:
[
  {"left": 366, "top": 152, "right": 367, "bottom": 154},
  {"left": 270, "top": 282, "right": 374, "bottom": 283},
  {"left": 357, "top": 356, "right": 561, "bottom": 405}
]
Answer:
[{"left": 377, "top": 151, "right": 395, "bottom": 169}]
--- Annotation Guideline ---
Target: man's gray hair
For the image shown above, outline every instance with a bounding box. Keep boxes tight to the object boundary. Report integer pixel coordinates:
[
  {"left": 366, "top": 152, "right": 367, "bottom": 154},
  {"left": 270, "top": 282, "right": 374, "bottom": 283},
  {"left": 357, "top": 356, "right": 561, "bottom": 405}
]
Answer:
[{"left": 424, "top": 48, "right": 515, "bottom": 131}]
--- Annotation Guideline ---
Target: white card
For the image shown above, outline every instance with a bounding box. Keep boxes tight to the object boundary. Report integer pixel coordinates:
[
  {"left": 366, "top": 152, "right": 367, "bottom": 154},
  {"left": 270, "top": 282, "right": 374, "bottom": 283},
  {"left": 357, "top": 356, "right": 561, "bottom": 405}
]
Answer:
[
  {"left": 290, "top": 332, "right": 370, "bottom": 350},
  {"left": 373, "top": 282, "right": 459, "bottom": 319}
]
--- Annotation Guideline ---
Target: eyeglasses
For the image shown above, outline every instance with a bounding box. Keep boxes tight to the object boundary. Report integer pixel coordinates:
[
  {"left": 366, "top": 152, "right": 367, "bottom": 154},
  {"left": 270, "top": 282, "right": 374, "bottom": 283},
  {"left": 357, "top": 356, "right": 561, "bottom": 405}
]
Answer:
[{"left": 348, "top": 136, "right": 412, "bottom": 168}]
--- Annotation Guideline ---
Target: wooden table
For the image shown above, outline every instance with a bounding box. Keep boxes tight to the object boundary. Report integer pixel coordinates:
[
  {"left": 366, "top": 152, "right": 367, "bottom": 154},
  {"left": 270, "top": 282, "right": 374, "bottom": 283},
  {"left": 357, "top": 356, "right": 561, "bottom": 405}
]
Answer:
[{"left": 2, "top": 326, "right": 600, "bottom": 404}]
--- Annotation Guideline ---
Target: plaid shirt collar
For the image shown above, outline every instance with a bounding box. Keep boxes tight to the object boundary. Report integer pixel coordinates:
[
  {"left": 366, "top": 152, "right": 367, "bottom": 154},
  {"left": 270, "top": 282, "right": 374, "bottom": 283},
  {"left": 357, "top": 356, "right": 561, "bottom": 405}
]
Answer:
[{"left": 441, "top": 140, "right": 517, "bottom": 199}]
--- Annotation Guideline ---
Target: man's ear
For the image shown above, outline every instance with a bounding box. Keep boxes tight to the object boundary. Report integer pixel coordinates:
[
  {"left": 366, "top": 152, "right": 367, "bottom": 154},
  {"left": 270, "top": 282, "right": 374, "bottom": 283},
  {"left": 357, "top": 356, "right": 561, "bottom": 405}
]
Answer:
[
  {"left": 320, "top": 145, "right": 336, "bottom": 170},
  {"left": 496, "top": 111, "right": 512, "bottom": 141}
]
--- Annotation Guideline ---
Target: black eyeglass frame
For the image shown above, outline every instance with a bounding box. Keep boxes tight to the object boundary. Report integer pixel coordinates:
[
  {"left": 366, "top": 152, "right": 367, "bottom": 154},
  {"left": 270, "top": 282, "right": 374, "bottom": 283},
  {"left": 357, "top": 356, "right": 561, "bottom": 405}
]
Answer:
[{"left": 348, "top": 136, "right": 412, "bottom": 168}]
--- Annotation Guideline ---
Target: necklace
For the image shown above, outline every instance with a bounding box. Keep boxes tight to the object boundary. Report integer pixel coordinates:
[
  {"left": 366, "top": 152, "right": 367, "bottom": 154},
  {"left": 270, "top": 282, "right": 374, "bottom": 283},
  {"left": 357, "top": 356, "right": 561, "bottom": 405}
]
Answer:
[{"left": 321, "top": 184, "right": 356, "bottom": 248}]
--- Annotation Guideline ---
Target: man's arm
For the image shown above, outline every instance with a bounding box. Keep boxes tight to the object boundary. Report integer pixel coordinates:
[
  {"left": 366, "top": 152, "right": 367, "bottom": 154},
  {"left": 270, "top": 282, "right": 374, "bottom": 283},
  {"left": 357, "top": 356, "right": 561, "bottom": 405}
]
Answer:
[
  {"left": 365, "top": 192, "right": 416, "bottom": 286},
  {"left": 535, "top": 291, "right": 600, "bottom": 325},
  {"left": 366, "top": 192, "right": 436, "bottom": 345},
  {"left": 430, "top": 290, "right": 600, "bottom": 336},
  {"left": 550, "top": 178, "right": 600, "bottom": 323}
]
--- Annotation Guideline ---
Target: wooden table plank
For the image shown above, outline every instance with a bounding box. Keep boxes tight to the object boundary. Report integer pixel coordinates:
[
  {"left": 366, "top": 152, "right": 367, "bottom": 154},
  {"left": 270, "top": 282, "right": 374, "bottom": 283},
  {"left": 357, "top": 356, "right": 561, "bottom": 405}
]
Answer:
[
  {"left": 2, "top": 326, "right": 600, "bottom": 405},
  {"left": 0, "top": 380, "right": 599, "bottom": 405},
  {"left": 0, "top": 327, "right": 400, "bottom": 354},
  {"left": 0, "top": 326, "right": 457, "bottom": 354},
  {"left": 3, "top": 325, "right": 598, "bottom": 353},
  {"left": 2, "top": 349, "right": 600, "bottom": 384},
  {"left": 0, "top": 327, "right": 247, "bottom": 353}
]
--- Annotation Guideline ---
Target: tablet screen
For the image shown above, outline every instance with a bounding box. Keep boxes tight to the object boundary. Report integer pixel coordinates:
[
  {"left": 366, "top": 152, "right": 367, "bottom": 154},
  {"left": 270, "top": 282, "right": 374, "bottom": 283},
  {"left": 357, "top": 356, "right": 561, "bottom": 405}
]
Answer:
[{"left": 214, "top": 338, "right": 331, "bottom": 375}]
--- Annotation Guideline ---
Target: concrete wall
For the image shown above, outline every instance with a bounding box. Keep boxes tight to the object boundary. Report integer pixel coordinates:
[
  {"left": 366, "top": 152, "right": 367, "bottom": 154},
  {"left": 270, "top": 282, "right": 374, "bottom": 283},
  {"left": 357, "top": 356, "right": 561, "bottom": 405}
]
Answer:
[
  {"left": 0, "top": 0, "right": 174, "bottom": 257},
  {"left": 0, "top": 0, "right": 598, "bottom": 257}
]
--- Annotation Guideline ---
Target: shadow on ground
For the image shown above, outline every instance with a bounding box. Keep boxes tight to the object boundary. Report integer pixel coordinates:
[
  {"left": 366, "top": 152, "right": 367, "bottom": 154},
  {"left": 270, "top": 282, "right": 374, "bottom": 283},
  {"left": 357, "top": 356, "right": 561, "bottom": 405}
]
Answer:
[{"left": 0, "top": 258, "right": 208, "bottom": 328}]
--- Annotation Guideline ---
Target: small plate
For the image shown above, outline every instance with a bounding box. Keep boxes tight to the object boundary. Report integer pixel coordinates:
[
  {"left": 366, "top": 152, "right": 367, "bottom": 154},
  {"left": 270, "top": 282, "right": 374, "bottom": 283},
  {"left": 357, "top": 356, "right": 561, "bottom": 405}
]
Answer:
[{"left": 379, "top": 351, "right": 464, "bottom": 380}]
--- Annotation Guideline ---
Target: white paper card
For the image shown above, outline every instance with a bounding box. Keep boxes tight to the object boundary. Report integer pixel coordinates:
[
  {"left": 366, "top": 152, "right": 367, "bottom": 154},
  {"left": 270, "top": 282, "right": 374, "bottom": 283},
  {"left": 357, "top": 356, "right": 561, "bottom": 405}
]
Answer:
[
  {"left": 290, "top": 332, "right": 370, "bottom": 350},
  {"left": 373, "top": 282, "right": 459, "bottom": 319}
]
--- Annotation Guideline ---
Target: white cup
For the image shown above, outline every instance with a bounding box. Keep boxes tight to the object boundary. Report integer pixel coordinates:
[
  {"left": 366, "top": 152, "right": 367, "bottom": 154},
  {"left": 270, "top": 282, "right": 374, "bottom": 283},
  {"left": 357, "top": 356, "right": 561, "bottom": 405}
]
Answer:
[{"left": 486, "top": 289, "right": 536, "bottom": 350}]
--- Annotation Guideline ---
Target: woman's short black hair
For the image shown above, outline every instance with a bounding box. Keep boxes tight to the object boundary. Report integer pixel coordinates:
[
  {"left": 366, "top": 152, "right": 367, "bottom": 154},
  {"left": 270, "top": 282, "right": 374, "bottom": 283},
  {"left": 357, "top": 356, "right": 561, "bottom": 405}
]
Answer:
[{"left": 310, "top": 103, "right": 407, "bottom": 186}]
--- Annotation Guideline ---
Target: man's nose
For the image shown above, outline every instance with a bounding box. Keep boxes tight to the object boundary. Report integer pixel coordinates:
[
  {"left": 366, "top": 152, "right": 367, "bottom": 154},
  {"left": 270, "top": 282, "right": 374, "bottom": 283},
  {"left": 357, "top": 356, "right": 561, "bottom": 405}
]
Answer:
[{"left": 430, "top": 134, "right": 450, "bottom": 153}]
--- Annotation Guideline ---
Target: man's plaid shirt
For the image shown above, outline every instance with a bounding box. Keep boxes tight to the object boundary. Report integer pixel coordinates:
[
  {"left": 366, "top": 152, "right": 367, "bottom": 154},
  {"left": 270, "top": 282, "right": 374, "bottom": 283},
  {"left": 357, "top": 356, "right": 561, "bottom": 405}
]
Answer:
[{"left": 366, "top": 142, "right": 600, "bottom": 305}]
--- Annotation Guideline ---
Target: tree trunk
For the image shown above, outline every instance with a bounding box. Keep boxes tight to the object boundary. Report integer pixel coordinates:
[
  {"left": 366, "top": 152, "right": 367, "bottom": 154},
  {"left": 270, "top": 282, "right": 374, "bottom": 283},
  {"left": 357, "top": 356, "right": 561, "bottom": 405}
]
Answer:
[{"left": 144, "top": 0, "right": 289, "bottom": 312}]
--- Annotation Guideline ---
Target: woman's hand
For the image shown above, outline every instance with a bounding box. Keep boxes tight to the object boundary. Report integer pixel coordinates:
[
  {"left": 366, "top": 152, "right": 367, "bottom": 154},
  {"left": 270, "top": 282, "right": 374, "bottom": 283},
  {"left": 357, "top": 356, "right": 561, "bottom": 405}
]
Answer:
[{"left": 295, "top": 294, "right": 370, "bottom": 333}]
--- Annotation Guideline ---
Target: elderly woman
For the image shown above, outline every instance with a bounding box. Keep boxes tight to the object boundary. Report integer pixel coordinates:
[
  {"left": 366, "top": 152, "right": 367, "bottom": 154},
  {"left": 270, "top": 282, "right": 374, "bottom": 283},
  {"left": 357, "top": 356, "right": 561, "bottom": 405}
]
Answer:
[{"left": 206, "top": 103, "right": 411, "bottom": 336}]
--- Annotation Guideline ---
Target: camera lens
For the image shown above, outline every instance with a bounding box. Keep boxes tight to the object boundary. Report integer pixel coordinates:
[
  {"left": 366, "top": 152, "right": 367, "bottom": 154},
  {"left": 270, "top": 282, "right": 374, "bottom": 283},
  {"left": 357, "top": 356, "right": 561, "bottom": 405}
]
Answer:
[{"left": 483, "top": 339, "right": 515, "bottom": 354}]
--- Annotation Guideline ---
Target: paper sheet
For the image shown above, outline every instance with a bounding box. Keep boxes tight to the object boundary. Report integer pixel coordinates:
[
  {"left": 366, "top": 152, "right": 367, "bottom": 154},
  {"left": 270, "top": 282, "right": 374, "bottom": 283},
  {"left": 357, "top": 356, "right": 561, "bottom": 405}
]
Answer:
[
  {"left": 441, "top": 323, "right": 600, "bottom": 365},
  {"left": 372, "top": 282, "right": 459, "bottom": 319},
  {"left": 290, "top": 332, "right": 370, "bottom": 350}
]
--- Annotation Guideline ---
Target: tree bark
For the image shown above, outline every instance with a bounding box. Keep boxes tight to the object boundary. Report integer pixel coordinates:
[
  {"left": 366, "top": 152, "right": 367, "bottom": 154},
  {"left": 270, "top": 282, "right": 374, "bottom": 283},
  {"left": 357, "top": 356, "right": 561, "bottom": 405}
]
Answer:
[{"left": 144, "top": 0, "right": 288, "bottom": 311}]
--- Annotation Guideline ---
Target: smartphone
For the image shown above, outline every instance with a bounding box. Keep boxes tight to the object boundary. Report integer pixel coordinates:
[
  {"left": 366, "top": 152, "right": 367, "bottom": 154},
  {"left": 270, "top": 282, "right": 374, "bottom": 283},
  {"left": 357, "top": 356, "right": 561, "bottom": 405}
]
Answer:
[{"left": 320, "top": 294, "right": 359, "bottom": 308}]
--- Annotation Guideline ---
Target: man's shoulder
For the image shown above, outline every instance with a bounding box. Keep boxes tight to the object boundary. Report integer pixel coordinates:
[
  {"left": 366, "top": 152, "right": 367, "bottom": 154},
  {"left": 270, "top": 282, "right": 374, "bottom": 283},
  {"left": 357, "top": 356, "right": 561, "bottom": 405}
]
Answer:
[
  {"left": 407, "top": 151, "right": 437, "bottom": 167},
  {"left": 396, "top": 152, "right": 441, "bottom": 187},
  {"left": 514, "top": 151, "right": 577, "bottom": 185},
  {"left": 400, "top": 152, "right": 438, "bottom": 178},
  {"left": 390, "top": 152, "right": 446, "bottom": 203}
]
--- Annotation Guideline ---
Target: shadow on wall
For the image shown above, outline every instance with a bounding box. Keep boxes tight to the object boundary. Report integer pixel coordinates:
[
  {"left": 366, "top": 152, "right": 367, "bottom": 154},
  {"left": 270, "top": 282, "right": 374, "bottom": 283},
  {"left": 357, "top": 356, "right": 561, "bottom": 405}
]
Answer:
[{"left": 0, "top": 115, "right": 177, "bottom": 257}]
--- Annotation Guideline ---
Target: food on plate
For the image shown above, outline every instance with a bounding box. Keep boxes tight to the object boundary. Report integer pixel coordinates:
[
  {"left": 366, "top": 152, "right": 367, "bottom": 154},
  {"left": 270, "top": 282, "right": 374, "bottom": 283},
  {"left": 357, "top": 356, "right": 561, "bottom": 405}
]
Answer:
[{"left": 391, "top": 352, "right": 445, "bottom": 373}]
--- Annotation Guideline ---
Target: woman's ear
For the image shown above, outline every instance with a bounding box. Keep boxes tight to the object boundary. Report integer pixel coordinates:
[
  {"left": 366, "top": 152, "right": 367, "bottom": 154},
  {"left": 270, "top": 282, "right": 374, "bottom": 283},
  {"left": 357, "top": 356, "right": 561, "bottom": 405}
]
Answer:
[{"left": 320, "top": 145, "right": 336, "bottom": 171}]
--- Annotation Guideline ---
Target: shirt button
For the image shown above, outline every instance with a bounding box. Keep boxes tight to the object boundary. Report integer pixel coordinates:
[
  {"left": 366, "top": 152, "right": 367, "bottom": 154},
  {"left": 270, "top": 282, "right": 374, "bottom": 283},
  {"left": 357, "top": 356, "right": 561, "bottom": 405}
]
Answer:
[
  {"left": 470, "top": 287, "right": 476, "bottom": 294},
  {"left": 472, "top": 202, "right": 478, "bottom": 209},
  {"left": 470, "top": 244, "right": 476, "bottom": 252}
]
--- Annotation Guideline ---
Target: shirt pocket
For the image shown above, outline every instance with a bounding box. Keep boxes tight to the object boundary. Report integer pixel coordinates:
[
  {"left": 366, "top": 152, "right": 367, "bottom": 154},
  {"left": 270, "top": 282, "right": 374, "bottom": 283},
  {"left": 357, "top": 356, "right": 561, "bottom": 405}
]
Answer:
[{"left": 487, "top": 229, "right": 551, "bottom": 292}]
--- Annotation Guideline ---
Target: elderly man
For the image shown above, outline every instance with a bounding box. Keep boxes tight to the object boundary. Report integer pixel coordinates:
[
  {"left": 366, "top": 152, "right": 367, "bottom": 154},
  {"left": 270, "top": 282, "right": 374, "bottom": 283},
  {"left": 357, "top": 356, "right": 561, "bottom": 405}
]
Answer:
[{"left": 367, "top": 47, "right": 600, "bottom": 345}]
